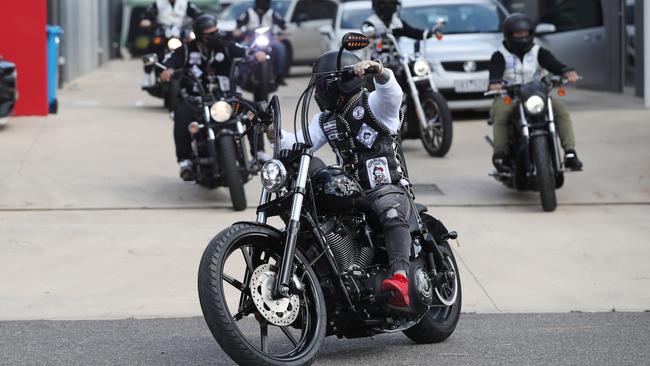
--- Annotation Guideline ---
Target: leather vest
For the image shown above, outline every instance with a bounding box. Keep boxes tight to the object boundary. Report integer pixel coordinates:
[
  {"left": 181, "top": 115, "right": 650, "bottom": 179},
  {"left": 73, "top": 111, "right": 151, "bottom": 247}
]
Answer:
[
  {"left": 498, "top": 44, "right": 548, "bottom": 85},
  {"left": 319, "top": 90, "right": 406, "bottom": 190}
]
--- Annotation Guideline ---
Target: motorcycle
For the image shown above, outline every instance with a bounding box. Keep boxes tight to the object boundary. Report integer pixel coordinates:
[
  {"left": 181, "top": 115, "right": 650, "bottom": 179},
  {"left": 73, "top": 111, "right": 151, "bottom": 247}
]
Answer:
[
  {"left": 362, "top": 25, "right": 453, "bottom": 157},
  {"left": 484, "top": 75, "right": 578, "bottom": 212},
  {"left": 197, "top": 33, "right": 461, "bottom": 365},
  {"left": 155, "top": 59, "right": 258, "bottom": 211},
  {"left": 235, "top": 26, "right": 278, "bottom": 103},
  {"left": 0, "top": 56, "right": 17, "bottom": 126},
  {"left": 141, "top": 24, "right": 191, "bottom": 110}
]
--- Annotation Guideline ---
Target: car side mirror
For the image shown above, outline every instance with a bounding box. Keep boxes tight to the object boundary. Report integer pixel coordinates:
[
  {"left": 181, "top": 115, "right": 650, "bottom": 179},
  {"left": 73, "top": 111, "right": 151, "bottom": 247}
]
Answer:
[{"left": 535, "top": 23, "right": 556, "bottom": 35}]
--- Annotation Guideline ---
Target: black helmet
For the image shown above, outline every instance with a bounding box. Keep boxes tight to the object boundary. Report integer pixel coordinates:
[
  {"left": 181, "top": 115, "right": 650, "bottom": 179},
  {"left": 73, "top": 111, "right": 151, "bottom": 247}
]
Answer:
[
  {"left": 312, "top": 50, "right": 363, "bottom": 111},
  {"left": 502, "top": 13, "right": 535, "bottom": 54},
  {"left": 193, "top": 14, "right": 218, "bottom": 37},
  {"left": 311, "top": 167, "right": 362, "bottom": 213},
  {"left": 372, "top": 0, "right": 400, "bottom": 23},
  {"left": 255, "top": 0, "right": 271, "bottom": 12}
]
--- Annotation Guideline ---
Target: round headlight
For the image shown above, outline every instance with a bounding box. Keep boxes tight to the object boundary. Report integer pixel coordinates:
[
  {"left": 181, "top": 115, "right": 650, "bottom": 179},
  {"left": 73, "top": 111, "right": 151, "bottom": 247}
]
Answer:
[
  {"left": 254, "top": 35, "right": 270, "bottom": 47},
  {"left": 167, "top": 38, "right": 182, "bottom": 50},
  {"left": 260, "top": 159, "right": 287, "bottom": 192},
  {"left": 413, "top": 58, "right": 430, "bottom": 76},
  {"left": 524, "top": 95, "right": 546, "bottom": 115},
  {"left": 210, "top": 101, "right": 233, "bottom": 122}
]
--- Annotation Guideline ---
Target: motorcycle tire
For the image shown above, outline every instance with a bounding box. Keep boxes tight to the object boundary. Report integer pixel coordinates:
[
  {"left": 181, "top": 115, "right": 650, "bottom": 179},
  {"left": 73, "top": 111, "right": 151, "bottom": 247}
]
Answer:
[
  {"left": 402, "top": 241, "right": 462, "bottom": 344},
  {"left": 419, "top": 91, "right": 453, "bottom": 157},
  {"left": 531, "top": 136, "right": 557, "bottom": 212},
  {"left": 217, "top": 135, "right": 247, "bottom": 211},
  {"left": 254, "top": 61, "right": 270, "bottom": 103},
  {"left": 198, "top": 222, "right": 327, "bottom": 366}
]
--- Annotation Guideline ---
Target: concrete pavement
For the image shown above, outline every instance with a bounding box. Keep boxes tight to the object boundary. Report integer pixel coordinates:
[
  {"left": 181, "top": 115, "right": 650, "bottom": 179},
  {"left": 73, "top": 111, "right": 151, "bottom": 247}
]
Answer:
[{"left": 0, "top": 60, "right": 649, "bottom": 320}]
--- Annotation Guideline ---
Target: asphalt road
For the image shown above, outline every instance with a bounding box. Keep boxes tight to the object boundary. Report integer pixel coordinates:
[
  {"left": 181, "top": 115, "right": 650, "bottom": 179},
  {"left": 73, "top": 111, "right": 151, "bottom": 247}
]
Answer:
[{"left": 1, "top": 312, "right": 648, "bottom": 366}]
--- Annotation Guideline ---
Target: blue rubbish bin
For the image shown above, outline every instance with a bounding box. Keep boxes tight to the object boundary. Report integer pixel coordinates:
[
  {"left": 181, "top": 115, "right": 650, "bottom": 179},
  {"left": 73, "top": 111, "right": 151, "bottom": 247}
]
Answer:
[{"left": 46, "top": 25, "right": 63, "bottom": 114}]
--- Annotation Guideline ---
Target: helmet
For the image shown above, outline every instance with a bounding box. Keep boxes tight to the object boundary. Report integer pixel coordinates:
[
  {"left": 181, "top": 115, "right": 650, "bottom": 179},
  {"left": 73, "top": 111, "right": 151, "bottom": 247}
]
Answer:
[
  {"left": 193, "top": 14, "right": 218, "bottom": 37},
  {"left": 312, "top": 50, "right": 363, "bottom": 111},
  {"left": 311, "top": 167, "right": 363, "bottom": 213},
  {"left": 372, "top": 0, "right": 400, "bottom": 23},
  {"left": 502, "top": 13, "right": 535, "bottom": 54},
  {"left": 255, "top": 0, "right": 271, "bottom": 12}
]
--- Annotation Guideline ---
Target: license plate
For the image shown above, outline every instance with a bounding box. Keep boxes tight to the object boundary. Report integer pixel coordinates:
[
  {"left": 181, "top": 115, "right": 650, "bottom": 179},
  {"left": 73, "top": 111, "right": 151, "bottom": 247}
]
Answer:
[{"left": 454, "top": 79, "right": 489, "bottom": 93}]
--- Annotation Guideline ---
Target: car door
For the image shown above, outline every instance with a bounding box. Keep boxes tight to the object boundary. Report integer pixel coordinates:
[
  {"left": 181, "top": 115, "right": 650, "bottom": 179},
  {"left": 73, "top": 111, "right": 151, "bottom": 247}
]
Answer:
[
  {"left": 535, "top": 0, "right": 605, "bottom": 89},
  {"left": 287, "top": 0, "right": 338, "bottom": 63}
]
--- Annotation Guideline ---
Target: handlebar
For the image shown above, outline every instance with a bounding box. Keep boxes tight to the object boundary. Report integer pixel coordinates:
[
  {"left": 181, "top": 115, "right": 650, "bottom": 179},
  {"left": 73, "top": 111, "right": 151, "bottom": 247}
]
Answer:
[{"left": 483, "top": 75, "right": 582, "bottom": 96}]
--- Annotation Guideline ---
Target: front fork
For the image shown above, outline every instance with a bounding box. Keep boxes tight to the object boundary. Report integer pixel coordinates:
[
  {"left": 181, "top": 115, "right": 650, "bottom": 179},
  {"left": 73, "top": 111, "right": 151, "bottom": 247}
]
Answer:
[
  {"left": 547, "top": 97, "right": 563, "bottom": 171},
  {"left": 401, "top": 58, "right": 432, "bottom": 131}
]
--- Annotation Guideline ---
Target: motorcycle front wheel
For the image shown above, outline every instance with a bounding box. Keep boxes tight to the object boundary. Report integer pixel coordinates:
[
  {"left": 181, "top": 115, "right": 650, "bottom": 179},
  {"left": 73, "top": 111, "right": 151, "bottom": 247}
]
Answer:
[
  {"left": 419, "top": 91, "right": 453, "bottom": 157},
  {"left": 531, "top": 136, "right": 557, "bottom": 212},
  {"left": 198, "top": 223, "right": 327, "bottom": 366},
  {"left": 217, "top": 135, "right": 247, "bottom": 211}
]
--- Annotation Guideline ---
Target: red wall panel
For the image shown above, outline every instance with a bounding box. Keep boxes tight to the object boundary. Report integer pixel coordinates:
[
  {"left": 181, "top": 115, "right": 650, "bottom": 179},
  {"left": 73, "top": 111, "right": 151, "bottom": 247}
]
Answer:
[{"left": 0, "top": 0, "right": 48, "bottom": 116}]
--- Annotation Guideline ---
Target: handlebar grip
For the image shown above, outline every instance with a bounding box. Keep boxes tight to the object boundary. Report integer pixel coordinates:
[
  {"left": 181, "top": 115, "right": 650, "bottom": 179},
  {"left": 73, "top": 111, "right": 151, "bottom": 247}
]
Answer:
[{"left": 365, "top": 65, "right": 380, "bottom": 75}]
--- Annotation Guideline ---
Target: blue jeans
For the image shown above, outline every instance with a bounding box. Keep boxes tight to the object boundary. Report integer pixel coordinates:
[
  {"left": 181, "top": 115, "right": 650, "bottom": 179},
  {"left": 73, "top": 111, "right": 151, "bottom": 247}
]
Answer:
[{"left": 270, "top": 40, "right": 286, "bottom": 79}]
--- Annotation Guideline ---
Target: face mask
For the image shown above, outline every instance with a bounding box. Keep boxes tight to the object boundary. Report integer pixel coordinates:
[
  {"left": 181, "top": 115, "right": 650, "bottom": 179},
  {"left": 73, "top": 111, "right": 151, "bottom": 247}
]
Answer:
[
  {"left": 202, "top": 32, "right": 223, "bottom": 50},
  {"left": 377, "top": 2, "right": 397, "bottom": 22}
]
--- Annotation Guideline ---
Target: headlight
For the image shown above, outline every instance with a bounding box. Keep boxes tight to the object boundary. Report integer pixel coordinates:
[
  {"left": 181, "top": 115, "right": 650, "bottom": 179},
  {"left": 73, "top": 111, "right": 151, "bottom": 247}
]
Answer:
[
  {"left": 254, "top": 35, "right": 270, "bottom": 47},
  {"left": 413, "top": 58, "right": 430, "bottom": 76},
  {"left": 260, "top": 159, "right": 287, "bottom": 192},
  {"left": 167, "top": 38, "right": 182, "bottom": 50},
  {"left": 524, "top": 95, "right": 546, "bottom": 115},
  {"left": 210, "top": 101, "right": 233, "bottom": 122}
]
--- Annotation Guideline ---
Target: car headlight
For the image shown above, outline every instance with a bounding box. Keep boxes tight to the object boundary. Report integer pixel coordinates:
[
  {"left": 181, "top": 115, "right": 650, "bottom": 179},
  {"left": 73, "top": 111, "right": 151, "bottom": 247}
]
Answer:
[
  {"left": 260, "top": 159, "right": 287, "bottom": 192},
  {"left": 413, "top": 58, "right": 430, "bottom": 76},
  {"left": 524, "top": 95, "right": 546, "bottom": 115},
  {"left": 254, "top": 35, "right": 270, "bottom": 47},
  {"left": 167, "top": 38, "right": 182, "bottom": 50},
  {"left": 210, "top": 101, "right": 233, "bottom": 122}
]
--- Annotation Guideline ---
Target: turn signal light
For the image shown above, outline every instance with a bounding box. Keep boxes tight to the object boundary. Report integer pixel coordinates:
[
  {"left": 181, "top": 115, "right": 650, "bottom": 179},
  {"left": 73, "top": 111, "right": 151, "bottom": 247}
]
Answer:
[
  {"left": 153, "top": 37, "right": 162, "bottom": 45},
  {"left": 504, "top": 96, "right": 512, "bottom": 105},
  {"left": 435, "top": 32, "right": 443, "bottom": 40},
  {"left": 557, "top": 87, "right": 566, "bottom": 97},
  {"left": 188, "top": 121, "right": 200, "bottom": 134}
]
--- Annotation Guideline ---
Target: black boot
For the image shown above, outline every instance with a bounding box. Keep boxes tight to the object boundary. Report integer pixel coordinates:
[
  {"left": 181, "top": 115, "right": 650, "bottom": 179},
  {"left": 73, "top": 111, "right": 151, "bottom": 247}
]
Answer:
[
  {"left": 492, "top": 151, "right": 510, "bottom": 173},
  {"left": 564, "top": 149, "right": 583, "bottom": 171}
]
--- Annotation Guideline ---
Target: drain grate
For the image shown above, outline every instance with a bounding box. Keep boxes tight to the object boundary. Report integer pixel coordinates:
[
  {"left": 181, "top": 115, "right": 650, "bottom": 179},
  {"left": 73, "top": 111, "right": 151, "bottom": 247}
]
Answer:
[{"left": 412, "top": 183, "right": 444, "bottom": 195}]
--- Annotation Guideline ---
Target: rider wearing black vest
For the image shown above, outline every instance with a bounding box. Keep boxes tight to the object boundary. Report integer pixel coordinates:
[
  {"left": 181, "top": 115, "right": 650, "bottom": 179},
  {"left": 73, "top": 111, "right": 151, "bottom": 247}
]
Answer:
[{"left": 268, "top": 51, "right": 413, "bottom": 307}]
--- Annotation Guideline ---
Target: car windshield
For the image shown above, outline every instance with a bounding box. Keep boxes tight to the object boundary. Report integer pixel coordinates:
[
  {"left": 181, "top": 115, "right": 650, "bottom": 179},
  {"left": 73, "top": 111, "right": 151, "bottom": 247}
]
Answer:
[
  {"left": 340, "top": 8, "right": 375, "bottom": 29},
  {"left": 219, "top": 0, "right": 291, "bottom": 20},
  {"left": 401, "top": 3, "right": 504, "bottom": 34}
]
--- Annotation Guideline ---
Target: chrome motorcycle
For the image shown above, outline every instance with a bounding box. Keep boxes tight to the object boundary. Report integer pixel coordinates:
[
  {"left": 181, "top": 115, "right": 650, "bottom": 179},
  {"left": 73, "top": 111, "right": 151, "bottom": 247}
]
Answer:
[
  {"left": 484, "top": 75, "right": 578, "bottom": 212},
  {"left": 198, "top": 33, "right": 461, "bottom": 365},
  {"left": 362, "top": 25, "right": 453, "bottom": 157}
]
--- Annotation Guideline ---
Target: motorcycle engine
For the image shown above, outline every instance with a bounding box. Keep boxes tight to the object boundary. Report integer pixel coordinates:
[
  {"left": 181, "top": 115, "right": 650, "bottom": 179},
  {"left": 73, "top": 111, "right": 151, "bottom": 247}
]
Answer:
[{"left": 320, "top": 217, "right": 374, "bottom": 273}]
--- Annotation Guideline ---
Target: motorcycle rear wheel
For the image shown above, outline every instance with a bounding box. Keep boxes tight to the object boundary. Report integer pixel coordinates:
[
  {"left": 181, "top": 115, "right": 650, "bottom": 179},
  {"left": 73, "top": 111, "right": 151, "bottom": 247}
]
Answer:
[
  {"left": 217, "top": 135, "right": 247, "bottom": 211},
  {"left": 531, "top": 136, "right": 557, "bottom": 212},
  {"left": 419, "top": 91, "right": 453, "bottom": 157},
  {"left": 198, "top": 223, "right": 327, "bottom": 366},
  {"left": 403, "top": 242, "right": 461, "bottom": 344}
]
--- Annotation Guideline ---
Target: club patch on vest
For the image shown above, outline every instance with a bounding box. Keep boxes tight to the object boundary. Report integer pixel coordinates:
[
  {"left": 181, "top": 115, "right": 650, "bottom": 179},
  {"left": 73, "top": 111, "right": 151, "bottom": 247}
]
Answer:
[
  {"left": 214, "top": 52, "right": 225, "bottom": 62},
  {"left": 323, "top": 119, "right": 338, "bottom": 141},
  {"left": 352, "top": 106, "right": 365, "bottom": 120},
  {"left": 189, "top": 52, "right": 202, "bottom": 65},
  {"left": 366, "top": 157, "right": 391, "bottom": 188},
  {"left": 356, "top": 123, "right": 378, "bottom": 148}
]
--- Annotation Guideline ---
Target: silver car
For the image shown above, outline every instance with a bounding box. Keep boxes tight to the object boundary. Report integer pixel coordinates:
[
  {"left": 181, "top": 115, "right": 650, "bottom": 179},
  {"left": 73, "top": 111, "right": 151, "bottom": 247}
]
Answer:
[
  {"left": 217, "top": 0, "right": 338, "bottom": 70},
  {"left": 323, "top": 0, "right": 508, "bottom": 111}
]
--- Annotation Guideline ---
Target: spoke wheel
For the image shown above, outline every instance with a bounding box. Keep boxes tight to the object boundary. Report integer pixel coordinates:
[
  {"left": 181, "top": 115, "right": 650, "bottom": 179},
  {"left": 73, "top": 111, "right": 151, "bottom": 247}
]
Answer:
[
  {"left": 198, "top": 223, "right": 326, "bottom": 365},
  {"left": 419, "top": 91, "right": 453, "bottom": 157}
]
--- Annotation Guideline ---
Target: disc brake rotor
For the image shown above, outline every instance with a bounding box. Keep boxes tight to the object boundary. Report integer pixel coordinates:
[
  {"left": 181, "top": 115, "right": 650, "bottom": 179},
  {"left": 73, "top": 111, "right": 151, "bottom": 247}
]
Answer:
[{"left": 249, "top": 263, "right": 300, "bottom": 326}]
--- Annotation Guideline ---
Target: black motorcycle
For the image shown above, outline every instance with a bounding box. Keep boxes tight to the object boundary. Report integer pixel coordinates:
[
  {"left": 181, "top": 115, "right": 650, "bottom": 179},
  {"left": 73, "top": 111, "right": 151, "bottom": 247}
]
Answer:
[
  {"left": 197, "top": 33, "right": 461, "bottom": 365},
  {"left": 362, "top": 26, "right": 453, "bottom": 157},
  {"left": 142, "top": 24, "right": 190, "bottom": 110},
  {"left": 235, "top": 26, "right": 278, "bottom": 103},
  {"left": 0, "top": 56, "right": 17, "bottom": 126},
  {"left": 484, "top": 75, "right": 577, "bottom": 212}
]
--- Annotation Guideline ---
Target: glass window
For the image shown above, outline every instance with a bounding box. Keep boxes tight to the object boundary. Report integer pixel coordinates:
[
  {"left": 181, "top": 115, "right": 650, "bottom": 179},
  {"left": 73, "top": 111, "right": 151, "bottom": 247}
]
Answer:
[
  {"left": 292, "top": 0, "right": 337, "bottom": 22},
  {"left": 401, "top": 3, "right": 505, "bottom": 34},
  {"left": 219, "top": 0, "right": 291, "bottom": 20},
  {"left": 340, "top": 8, "right": 374, "bottom": 29},
  {"left": 539, "top": 0, "right": 603, "bottom": 32}
]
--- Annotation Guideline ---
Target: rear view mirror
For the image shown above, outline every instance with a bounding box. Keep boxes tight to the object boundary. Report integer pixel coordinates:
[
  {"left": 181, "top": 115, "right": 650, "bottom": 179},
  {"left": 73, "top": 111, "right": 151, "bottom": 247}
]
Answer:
[
  {"left": 142, "top": 53, "right": 157, "bottom": 66},
  {"left": 535, "top": 23, "right": 556, "bottom": 35},
  {"left": 341, "top": 32, "right": 370, "bottom": 51},
  {"left": 360, "top": 24, "right": 376, "bottom": 39}
]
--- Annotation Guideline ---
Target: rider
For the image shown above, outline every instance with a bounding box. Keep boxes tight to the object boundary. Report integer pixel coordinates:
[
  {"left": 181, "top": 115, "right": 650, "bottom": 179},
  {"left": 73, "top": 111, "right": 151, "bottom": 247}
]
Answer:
[
  {"left": 363, "top": 0, "right": 443, "bottom": 41},
  {"left": 234, "top": 0, "right": 288, "bottom": 86},
  {"left": 267, "top": 51, "right": 413, "bottom": 307},
  {"left": 139, "top": 0, "right": 203, "bottom": 88},
  {"left": 160, "top": 14, "right": 267, "bottom": 180},
  {"left": 488, "top": 13, "right": 583, "bottom": 171}
]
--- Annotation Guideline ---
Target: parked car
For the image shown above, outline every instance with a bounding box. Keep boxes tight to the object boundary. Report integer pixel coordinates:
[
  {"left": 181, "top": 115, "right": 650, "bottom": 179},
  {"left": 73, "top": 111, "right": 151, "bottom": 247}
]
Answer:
[
  {"left": 217, "top": 0, "right": 339, "bottom": 71},
  {"left": 322, "top": 0, "right": 508, "bottom": 111}
]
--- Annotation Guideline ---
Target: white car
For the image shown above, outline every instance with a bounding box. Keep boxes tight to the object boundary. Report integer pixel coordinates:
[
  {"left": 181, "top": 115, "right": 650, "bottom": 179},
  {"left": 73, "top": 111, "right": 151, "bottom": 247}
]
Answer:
[
  {"left": 321, "top": 0, "right": 508, "bottom": 111},
  {"left": 217, "top": 0, "right": 338, "bottom": 69}
]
